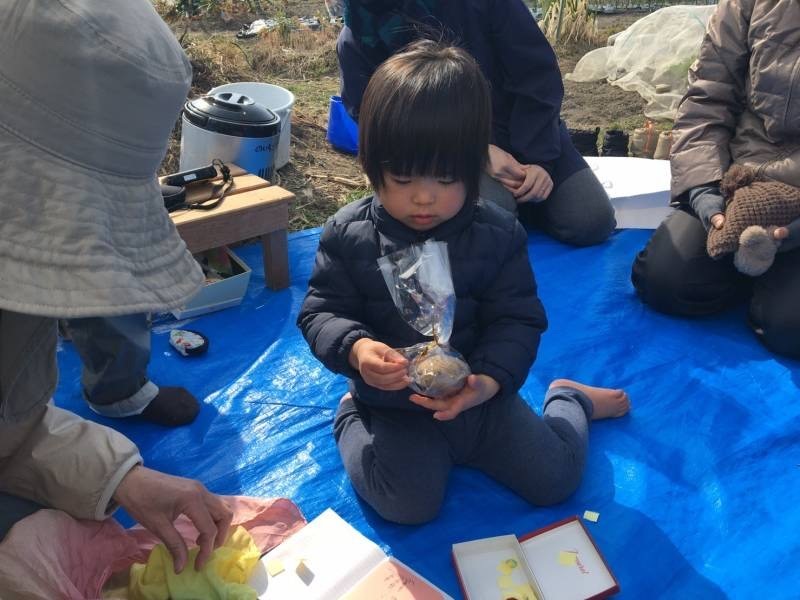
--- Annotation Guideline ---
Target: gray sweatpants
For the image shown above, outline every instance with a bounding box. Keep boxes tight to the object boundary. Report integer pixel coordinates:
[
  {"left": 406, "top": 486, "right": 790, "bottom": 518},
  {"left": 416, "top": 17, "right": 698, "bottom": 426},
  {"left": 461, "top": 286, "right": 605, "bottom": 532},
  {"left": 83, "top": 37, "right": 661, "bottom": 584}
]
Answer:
[
  {"left": 334, "top": 386, "right": 593, "bottom": 524},
  {"left": 62, "top": 314, "right": 158, "bottom": 417},
  {"left": 479, "top": 167, "right": 616, "bottom": 247}
]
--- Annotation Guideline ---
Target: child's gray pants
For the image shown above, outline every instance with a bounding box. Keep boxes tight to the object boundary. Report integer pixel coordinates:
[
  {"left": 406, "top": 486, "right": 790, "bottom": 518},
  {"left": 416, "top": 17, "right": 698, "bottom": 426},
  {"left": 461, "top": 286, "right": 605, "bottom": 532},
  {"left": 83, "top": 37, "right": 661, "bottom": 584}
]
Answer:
[{"left": 334, "top": 385, "right": 592, "bottom": 524}]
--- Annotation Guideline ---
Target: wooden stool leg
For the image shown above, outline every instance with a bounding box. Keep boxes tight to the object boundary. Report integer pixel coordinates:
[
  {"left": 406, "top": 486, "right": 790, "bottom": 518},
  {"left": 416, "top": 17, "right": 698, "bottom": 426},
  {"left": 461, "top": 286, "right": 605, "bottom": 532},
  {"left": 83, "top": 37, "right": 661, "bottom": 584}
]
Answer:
[{"left": 261, "top": 229, "right": 289, "bottom": 290}]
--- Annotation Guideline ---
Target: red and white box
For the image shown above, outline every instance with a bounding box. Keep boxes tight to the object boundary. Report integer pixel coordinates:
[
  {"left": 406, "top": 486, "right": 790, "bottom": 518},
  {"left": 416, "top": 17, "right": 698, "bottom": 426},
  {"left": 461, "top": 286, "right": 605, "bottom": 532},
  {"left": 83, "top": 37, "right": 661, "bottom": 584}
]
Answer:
[{"left": 452, "top": 516, "right": 619, "bottom": 600}]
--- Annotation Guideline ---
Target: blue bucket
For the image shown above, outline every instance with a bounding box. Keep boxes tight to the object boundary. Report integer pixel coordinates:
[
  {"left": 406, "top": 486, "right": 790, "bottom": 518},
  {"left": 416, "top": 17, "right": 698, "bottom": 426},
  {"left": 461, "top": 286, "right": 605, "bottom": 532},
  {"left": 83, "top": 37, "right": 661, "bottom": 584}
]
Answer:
[{"left": 326, "top": 96, "right": 359, "bottom": 155}]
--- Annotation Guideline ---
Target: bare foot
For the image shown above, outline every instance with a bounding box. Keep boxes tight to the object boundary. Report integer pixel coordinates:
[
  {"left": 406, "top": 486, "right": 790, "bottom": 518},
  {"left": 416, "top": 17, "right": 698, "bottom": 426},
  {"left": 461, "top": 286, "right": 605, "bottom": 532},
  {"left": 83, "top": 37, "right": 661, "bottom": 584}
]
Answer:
[{"left": 549, "top": 378, "right": 630, "bottom": 420}]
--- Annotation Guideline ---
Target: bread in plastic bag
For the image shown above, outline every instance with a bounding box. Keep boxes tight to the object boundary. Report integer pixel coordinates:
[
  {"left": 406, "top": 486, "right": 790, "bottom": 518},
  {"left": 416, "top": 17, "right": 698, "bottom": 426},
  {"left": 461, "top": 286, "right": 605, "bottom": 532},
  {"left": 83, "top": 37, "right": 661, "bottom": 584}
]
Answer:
[{"left": 378, "top": 240, "right": 470, "bottom": 397}]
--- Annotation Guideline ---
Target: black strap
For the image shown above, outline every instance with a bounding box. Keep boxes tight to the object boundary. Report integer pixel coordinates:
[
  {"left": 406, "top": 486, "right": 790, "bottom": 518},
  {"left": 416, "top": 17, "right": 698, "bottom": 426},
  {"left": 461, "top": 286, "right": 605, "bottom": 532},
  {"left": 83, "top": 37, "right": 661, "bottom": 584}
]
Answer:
[{"left": 184, "top": 159, "right": 235, "bottom": 211}]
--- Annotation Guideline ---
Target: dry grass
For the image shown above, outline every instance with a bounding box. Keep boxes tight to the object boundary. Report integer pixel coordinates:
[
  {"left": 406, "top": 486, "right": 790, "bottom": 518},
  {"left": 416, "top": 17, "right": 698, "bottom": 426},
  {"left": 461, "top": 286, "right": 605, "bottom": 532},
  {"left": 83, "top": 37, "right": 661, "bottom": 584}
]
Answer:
[
  {"left": 180, "top": 25, "right": 339, "bottom": 94},
  {"left": 541, "top": 0, "right": 603, "bottom": 46},
  {"left": 274, "top": 98, "right": 366, "bottom": 231},
  {"left": 154, "top": 0, "right": 328, "bottom": 22}
]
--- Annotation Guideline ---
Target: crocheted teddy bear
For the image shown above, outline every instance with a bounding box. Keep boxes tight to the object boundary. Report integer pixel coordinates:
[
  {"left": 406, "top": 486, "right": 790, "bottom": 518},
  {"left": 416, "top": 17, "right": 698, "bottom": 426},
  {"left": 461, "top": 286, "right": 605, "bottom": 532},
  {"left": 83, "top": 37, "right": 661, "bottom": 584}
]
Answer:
[{"left": 706, "top": 165, "right": 800, "bottom": 276}]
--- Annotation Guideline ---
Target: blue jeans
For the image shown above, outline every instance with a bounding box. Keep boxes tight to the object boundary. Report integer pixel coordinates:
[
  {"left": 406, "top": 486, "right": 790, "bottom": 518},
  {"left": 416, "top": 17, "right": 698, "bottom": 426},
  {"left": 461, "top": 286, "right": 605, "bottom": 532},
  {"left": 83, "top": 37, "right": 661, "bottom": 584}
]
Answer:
[{"left": 63, "top": 314, "right": 158, "bottom": 417}]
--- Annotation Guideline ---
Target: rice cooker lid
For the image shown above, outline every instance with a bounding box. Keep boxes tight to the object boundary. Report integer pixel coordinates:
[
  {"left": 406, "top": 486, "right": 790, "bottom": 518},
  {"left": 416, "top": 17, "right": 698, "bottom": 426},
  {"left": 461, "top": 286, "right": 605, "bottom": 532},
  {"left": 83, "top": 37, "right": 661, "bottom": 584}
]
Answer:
[{"left": 184, "top": 92, "right": 280, "bottom": 137}]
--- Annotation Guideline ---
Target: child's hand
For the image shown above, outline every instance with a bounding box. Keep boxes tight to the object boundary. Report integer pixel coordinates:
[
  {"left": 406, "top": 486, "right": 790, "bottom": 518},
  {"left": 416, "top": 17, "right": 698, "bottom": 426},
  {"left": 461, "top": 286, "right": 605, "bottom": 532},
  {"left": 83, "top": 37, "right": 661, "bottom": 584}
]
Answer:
[
  {"left": 772, "top": 217, "right": 800, "bottom": 253},
  {"left": 773, "top": 225, "right": 789, "bottom": 240},
  {"left": 409, "top": 374, "right": 500, "bottom": 421},
  {"left": 349, "top": 338, "right": 410, "bottom": 391}
]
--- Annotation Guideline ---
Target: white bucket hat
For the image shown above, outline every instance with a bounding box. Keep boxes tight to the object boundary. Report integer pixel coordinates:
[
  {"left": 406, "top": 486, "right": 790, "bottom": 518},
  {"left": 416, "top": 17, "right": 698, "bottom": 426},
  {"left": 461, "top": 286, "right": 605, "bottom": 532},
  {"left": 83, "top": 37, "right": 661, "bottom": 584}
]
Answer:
[{"left": 0, "top": 0, "right": 204, "bottom": 318}]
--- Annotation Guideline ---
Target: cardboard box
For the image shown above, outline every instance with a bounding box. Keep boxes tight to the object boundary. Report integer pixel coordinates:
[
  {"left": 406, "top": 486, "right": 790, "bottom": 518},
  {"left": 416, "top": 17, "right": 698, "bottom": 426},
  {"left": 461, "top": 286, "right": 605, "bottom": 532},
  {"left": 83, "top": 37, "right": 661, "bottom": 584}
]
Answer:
[
  {"left": 452, "top": 516, "right": 619, "bottom": 600},
  {"left": 584, "top": 156, "right": 674, "bottom": 229},
  {"left": 171, "top": 246, "right": 251, "bottom": 319},
  {"left": 249, "top": 508, "right": 452, "bottom": 600}
]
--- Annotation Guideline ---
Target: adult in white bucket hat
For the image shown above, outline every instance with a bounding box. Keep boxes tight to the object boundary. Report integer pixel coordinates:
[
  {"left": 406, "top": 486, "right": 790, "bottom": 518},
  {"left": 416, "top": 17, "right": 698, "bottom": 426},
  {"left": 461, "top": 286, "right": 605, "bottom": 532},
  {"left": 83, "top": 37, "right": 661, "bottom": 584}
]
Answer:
[{"left": 0, "top": 0, "right": 232, "bottom": 573}]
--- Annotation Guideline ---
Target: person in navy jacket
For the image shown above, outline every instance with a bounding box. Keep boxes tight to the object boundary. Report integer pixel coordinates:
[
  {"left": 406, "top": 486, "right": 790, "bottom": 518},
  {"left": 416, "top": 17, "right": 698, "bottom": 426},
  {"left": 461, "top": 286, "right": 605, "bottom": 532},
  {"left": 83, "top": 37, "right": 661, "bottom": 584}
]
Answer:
[
  {"left": 299, "top": 41, "right": 629, "bottom": 524},
  {"left": 336, "top": 0, "right": 617, "bottom": 246}
]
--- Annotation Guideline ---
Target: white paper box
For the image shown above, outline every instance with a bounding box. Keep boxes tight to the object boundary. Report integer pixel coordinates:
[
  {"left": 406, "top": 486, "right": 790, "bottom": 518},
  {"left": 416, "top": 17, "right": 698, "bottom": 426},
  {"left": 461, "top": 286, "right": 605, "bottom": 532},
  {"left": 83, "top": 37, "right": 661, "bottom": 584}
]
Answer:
[
  {"left": 171, "top": 246, "right": 251, "bottom": 319},
  {"left": 584, "top": 156, "right": 674, "bottom": 229},
  {"left": 452, "top": 516, "right": 619, "bottom": 600},
  {"left": 250, "top": 508, "right": 453, "bottom": 600},
  {"left": 452, "top": 535, "right": 542, "bottom": 600}
]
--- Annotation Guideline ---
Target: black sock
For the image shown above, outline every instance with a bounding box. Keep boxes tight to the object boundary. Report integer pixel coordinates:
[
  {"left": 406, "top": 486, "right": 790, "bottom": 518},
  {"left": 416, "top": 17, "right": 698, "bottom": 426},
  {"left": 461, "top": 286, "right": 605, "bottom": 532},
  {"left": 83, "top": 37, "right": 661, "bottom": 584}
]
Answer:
[{"left": 140, "top": 386, "right": 200, "bottom": 427}]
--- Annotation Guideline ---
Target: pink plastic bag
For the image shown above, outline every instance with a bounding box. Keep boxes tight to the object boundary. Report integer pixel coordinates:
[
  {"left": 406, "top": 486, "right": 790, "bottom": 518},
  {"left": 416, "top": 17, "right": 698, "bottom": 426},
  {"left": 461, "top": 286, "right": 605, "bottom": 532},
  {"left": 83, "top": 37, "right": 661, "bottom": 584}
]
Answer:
[{"left": 0, "top": 496, "right": 305, "bottom": 600}]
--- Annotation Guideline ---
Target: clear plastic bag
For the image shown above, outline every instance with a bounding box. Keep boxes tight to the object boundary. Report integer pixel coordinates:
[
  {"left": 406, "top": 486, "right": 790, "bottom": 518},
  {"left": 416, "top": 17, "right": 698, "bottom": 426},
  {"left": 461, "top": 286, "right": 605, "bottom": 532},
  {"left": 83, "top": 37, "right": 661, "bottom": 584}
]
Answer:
[{"left": 378, "top": 240, "right": 470, "bottom": 397}]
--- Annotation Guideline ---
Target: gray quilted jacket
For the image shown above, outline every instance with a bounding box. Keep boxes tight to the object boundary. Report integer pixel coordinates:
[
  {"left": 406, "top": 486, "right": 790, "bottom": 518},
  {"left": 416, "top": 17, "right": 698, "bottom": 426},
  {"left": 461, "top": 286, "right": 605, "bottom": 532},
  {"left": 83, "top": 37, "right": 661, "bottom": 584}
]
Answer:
[{"left": 670, "top": 0, "right": 800, "bottom": 202}]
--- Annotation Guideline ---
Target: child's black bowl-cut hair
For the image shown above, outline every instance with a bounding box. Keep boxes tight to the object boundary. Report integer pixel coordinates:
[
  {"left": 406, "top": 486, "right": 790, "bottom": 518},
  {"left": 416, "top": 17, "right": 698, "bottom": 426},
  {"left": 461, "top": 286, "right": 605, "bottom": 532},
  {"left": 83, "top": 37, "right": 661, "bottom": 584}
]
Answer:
[{"left": 358, "top": 40, "right": 492, "bottom": 204}]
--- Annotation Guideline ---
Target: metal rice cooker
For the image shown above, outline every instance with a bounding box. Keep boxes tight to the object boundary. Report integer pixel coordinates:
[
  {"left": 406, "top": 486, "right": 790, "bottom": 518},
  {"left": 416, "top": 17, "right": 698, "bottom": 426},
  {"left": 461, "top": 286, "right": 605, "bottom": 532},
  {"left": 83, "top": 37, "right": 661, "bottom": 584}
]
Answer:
[{"left": 180, "top": 92, "right": 281, "bottom": 181}]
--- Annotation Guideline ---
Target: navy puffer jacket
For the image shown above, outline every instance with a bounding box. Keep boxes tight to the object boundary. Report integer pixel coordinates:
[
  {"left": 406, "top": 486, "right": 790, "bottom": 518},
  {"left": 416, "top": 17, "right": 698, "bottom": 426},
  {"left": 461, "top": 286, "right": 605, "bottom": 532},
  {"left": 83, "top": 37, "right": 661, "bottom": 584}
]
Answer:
[
  {"left": 337, "top": 0, "right": 565, "bottom": 173},
  {"left": 297, "top": 195, "right": 547, "bottom": 411}
]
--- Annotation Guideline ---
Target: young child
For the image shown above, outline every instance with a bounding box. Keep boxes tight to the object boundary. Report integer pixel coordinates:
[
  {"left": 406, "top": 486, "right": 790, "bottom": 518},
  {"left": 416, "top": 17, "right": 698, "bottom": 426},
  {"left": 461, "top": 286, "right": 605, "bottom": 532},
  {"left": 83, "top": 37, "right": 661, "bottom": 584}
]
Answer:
[{"left": 298, "top": 41, "right": 629, "bottom": 525}]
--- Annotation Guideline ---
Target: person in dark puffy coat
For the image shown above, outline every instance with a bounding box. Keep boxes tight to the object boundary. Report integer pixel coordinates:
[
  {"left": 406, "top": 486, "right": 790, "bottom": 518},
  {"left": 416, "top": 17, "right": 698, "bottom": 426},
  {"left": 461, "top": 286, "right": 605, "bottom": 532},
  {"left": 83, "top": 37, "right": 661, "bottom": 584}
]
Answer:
[
  {"left": 298, "top": 41, "right": 629, "bottom": 524},
  {"left": 336, "top": 0, "right": 617, "bottom": 246}
]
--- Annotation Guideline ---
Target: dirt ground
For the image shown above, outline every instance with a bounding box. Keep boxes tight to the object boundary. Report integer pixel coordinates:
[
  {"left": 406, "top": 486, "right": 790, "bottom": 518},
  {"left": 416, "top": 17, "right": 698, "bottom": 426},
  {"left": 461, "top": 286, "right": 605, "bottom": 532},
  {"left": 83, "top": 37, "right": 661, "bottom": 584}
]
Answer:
[
  {"left": 162, "top": 5, "right": 653, "bottom": 232},
  {"left": 560, "top": 13, "right": 647, "bottom": 131}
]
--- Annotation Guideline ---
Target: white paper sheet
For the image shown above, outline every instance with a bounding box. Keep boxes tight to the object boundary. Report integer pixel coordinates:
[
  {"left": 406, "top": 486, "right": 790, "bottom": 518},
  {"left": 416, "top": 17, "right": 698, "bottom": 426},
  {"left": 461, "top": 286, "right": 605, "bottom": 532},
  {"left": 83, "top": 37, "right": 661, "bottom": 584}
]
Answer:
[
  {"left": 249, "top": 509, "right": 386, "bottom": 599},
  {"left": 250, "top": 508, "right": 452, "bottom": 600}
]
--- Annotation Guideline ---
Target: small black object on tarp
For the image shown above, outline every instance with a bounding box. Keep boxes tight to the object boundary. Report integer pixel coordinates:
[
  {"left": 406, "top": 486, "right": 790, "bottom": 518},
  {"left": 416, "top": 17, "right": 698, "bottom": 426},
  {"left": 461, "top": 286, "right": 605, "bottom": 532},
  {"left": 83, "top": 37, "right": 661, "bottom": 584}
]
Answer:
[{"left": 169, "top": 329, "right": 210, "bottom": 357}]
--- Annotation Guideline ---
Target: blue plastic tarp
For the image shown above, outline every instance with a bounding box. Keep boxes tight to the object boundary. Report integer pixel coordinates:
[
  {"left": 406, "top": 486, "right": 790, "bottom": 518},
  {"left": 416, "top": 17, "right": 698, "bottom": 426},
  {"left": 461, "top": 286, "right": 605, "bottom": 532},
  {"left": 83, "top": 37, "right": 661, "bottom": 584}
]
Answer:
[{"left": 55, "top": 228, "right": 800, "bottom": 599}]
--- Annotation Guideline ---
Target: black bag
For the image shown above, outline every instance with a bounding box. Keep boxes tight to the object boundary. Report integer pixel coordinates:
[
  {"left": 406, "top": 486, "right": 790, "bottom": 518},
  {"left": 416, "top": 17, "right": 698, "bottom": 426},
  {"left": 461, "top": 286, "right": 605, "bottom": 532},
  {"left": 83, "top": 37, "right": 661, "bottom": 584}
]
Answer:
[
  {"left": 161, "top": 159, "right": 234, "bottom": 213},
  {"left": 161, "top": 184, "right": 186, "bottom": 212}
]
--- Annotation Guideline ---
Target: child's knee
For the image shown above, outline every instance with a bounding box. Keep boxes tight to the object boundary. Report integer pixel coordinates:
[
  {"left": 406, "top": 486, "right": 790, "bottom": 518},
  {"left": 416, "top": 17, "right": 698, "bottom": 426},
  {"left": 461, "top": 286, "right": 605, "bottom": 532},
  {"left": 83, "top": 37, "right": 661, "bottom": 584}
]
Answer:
[
  {"left": 527, "top": 473, "right": 582, "bottom": 506},
  {"left": 371, "top": 492, "right": 444, "bottom": 525},
  {"left": 341, "top": 452, "right": 447, "bottom": 524},
  {"left": 352, "top": 477, "right": 445, "bottom": 524},
  {"left": 518, "top": 459, "right": 585, "bottom": 507}
]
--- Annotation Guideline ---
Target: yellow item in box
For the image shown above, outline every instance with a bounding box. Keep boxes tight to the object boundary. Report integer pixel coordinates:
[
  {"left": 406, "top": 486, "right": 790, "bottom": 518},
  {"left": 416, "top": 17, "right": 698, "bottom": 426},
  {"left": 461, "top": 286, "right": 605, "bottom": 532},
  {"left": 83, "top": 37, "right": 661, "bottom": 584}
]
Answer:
[{"left": 128, "top": 525, "right": 260, "bottom": 600}]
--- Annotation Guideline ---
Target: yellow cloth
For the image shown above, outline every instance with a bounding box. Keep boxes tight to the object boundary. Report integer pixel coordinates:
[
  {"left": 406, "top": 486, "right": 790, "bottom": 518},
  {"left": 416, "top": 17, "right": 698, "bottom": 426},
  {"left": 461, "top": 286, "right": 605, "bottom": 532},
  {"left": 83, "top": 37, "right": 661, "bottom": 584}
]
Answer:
[{"left": 129, "top": 525, "right": 260, "bottom": 600}]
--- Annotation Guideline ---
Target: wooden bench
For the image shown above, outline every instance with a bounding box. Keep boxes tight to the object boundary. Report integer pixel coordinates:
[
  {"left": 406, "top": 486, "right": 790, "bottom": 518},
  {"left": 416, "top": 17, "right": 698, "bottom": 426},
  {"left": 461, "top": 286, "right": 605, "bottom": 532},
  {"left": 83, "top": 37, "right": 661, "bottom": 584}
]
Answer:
[{"left": 164, "top": 165, "right": 294, "bottom": 290}]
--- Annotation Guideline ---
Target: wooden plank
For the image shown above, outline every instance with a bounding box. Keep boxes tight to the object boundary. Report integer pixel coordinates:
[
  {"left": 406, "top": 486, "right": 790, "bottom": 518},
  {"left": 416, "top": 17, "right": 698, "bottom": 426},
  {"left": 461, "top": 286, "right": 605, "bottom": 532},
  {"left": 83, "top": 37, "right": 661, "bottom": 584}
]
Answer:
[
  {"left": 222, "top": 164, "right": 249, "bottom": 178},
  {"left": 176, "top": 200, "right": 289, "bottom": 255},
  {"left": 170, "top": 186, "right": 293, "bottom": 225},
  {"left": 262, "top": 229, "right": 289, "bottom": 290},
  {"left": 164, "top": 164, "right": 294, "bottom": 290}
]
